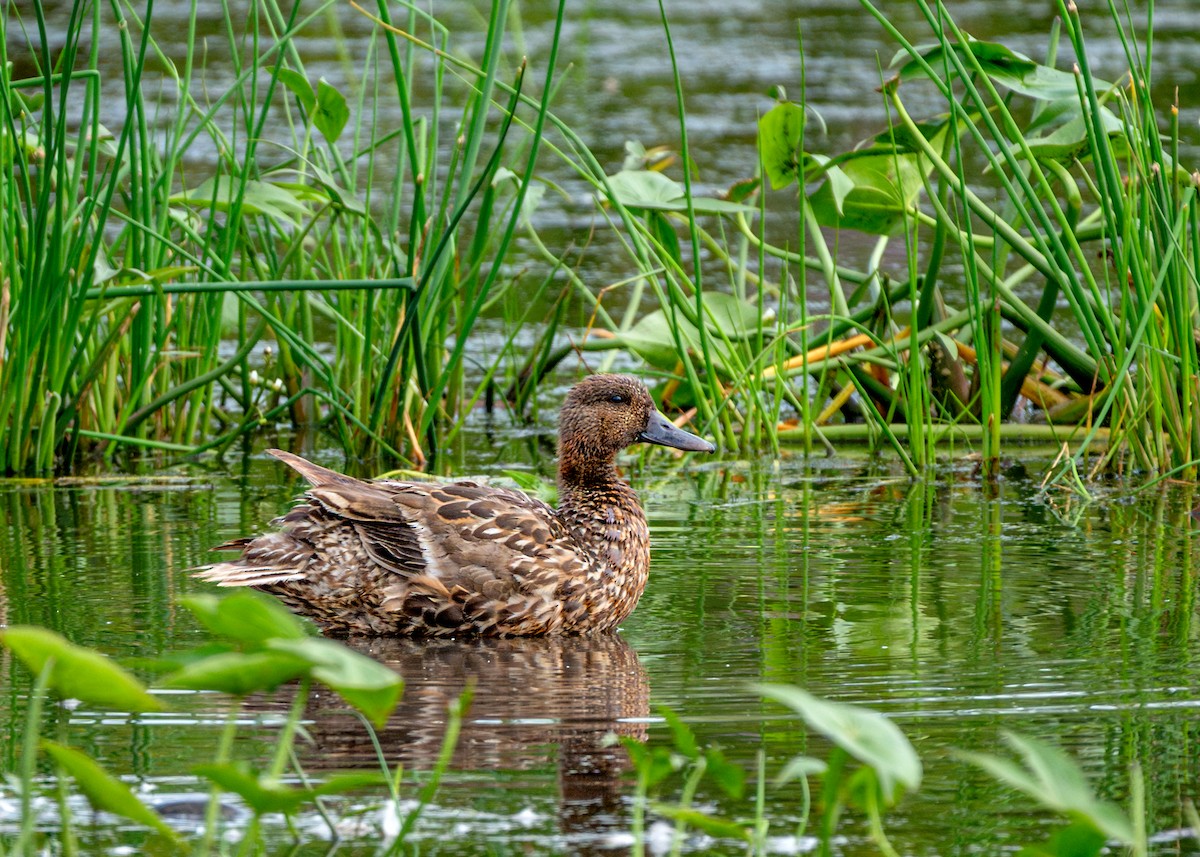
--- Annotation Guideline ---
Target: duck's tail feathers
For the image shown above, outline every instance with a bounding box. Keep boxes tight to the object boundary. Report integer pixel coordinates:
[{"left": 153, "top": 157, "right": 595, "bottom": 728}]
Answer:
[
  {"left": 194, "top": 563, "right": 307, "bottom": 587},
  {"left": 269, "top": 448, "right": 366, "bottom": 490},
  {"left": 193, "top": 531, "right": 312, "bottom": 587}
]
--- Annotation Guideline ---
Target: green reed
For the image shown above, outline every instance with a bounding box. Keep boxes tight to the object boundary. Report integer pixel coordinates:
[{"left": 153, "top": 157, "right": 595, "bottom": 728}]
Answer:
[{"left": 2, "top": 0, "right": 1196, "bottom": 474}]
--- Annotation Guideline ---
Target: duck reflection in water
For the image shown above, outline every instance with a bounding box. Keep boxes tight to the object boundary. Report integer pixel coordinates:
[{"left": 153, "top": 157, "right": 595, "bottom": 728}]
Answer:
[{"left": 300, "top": 633, "right": 649, "bottom": 854}]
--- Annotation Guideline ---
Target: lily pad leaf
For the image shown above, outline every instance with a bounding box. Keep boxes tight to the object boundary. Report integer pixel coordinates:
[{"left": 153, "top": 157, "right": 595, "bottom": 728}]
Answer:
[
  {"left": 268, "top": 638, "right": 403, "bottom": 727},
  {"left": 182, "top": 591, "right": 309, "bottom": 648},
  {"left": 892, "top": 37, "right": 1112, "bottom": 101},
  {"left": 620, "top": 292, "right": 768, "bottom": 376},
  {"left": 1, "top": 627, "right": 165, "bottom": 713},
  {"left": 43, "top": 741, "right": 181, "bottom": 841},
  {"left": 807, "top": 120, "right": 949, "bottom": 235},
  {"left": 755, "top": 684, "right": 921, "bottom": 802}
]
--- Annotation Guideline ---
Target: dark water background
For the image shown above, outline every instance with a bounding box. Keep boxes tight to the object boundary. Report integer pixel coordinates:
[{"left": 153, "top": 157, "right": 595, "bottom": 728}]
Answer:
[{"left": 5, "top": 0, "right": 1200, "bottom": 852}]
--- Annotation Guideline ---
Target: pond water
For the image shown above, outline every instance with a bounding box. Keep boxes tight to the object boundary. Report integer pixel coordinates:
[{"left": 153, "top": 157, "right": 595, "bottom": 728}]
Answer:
[
  {"left": 6, "top": 0, "right": 1200, "bottom": 853},
  {"left": 3, "top": 428, "right": 1200, "bottom": 854}
]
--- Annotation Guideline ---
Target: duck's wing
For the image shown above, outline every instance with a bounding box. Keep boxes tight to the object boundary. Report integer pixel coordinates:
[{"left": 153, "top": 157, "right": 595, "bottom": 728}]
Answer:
[
  {"left": 377, "top": 481, "right": 592, "bottom": 633},
  {"left": 198, "top": 451, "right": 591, "bottom": 634}
]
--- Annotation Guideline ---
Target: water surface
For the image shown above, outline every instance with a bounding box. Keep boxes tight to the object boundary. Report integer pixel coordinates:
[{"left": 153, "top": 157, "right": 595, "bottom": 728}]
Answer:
[{"left": 3, "top": 441, "right": 1200, "bottom": 854}]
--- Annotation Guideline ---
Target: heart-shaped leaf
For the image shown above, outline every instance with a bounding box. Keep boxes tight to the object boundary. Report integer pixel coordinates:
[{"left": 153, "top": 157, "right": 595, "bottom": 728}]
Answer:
[
  {"left": 268, "top": 638, "right": 403, "bottom": 727},
  {"left": 2, "top": 627, "right": 164, "bottom": 713},
  {"left": 182, "top": 591, "right": 308, "bottom": 648},
  {"left": 758, "top": 100, "right": 806, "bottom": 190},
  {"left": 160, "top": 650, "right": 309, "bottom": 695},
  {"left": 755, "top": 684, "right": 921, "bottom": 802}
]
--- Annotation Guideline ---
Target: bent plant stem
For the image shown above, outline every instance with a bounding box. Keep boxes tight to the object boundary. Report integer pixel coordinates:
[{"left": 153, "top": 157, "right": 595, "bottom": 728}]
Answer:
[
  {"left": 668, "top": 755, "right": 708, "bottom": 857},
  {"left": 390, "top": 684, "right": 471, "bottom": 849},
  {"left": 864, "top": 777, "right": 901, "bottom": 857},
  {"left": 199, "top": 704, "right": 243, "bottom": 855},
  {"left": 14, "top": 662, "right": 53, "bottom": 853}
]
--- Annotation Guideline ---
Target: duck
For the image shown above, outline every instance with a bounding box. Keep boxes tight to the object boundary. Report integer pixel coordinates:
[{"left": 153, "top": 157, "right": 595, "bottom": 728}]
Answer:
[{"left": 196, "top": 374, "right": 715, "bottom": 636}]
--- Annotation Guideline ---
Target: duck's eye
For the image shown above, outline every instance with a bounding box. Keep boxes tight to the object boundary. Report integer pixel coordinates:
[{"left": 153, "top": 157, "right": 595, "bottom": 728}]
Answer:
[{"left": 608, "top": 394, "right": 627, "bottom": 404}]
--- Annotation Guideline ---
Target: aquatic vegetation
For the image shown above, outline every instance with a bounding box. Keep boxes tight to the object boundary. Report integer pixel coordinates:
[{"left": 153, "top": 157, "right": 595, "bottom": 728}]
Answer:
[
  {"left": 6, "top": 598, "right": 1185, "bottom": 855},
  {"left": 0, "top": 591, "right": 462, "bottom": 853},
  {"left": 2, "top": 0, "right": 1196, "bottom": 479},
  {"left": 619, "top": 688, "right": 1192, "bottom": 857}
]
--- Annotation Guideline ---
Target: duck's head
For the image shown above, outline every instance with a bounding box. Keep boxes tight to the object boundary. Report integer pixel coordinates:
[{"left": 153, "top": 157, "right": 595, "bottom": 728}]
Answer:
[{"left": 558, "top": 375, "right": 715, "bottom": 477}]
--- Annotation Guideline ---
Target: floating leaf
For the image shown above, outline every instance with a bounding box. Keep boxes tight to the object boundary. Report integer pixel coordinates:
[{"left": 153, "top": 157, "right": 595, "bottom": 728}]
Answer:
[
  {"left": 182, "top": 591, "right": 308, "bottom": 648},
  {"left": 620, "top": 292, "right": 768, "bottom": 377},
  {"left": 1, "top": 627, "right": 164, "bottom": 713},
  {"left": 43, "top": 741, "right": 180, "bottom": 842},
  {"left": 268, "top": 638, "right": 403, "bottom": 727},
  {"left": 758, "top": 101, "right": 806, "bottom": 190},
  {"left": 314, "top": 78, "right": 349, "bottom": 145},
  {"left": 161, "top": 650, "right": 309, "bottom": 695},
  {"left": 807, "top": 120, "right": 950, "bottom": 235},
  {"left": 956, "top": 732, "right": 1135, "bottom": 845},
  {"left": 755, "top": 684, "right": 921, "bottom": 802},
  {"left": 775, "top": 755, "right": 827, "bottom": 786}
]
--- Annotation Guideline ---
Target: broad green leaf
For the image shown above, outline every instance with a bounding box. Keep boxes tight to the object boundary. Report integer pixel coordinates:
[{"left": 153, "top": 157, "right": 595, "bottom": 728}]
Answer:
[
  {"left": 314, "top": 78, "right": 350, "bottom": 145},
  {"left": 653, "top": 805, "right": 752, "bottom": 841},
  {"left": 604, "top": 170, "right": 756, "bottom": 214},
  {"left": 1018, "top": 821, "right": 1108, "bottom": 857},
  {"left": 194, "top": 762, "right": 383, "bottom": 815},
  {"left": 160, "top": 650, "right": 309, "bottom": 695},
  {"left": 775, "top": 755, "right": 827, "bottom": 786},
  {"left": 808, "top": 149, "right": 924, "bottom": 235},
  {"left": 169, "top": 177, "right": 310, "bottom": 225},
  {"left": 705, "top": 748, "right": 746, "bottom": 799},
  {"left": 758, "top": 101, "right": 806, "bottom": 190},
  {"left": 1, "top": 627, "right": 165, "bottom": 713},
  {"left": 43, "top": 741, "right": 180, "bottom": 841},
  {"left": 660, "top": 707, "right": 699, "bottom": 759},
  {"left": 1024, "top": 105, "right": 1130, "bottom": 162},
  {"left": 268, "top": 638, "right": 402, "bottom": 727},
  {"left": 620, "top": 738, "right": 679, "bottom": 789},
  {"left": 755, "top": 684, "right": 921, "bottom": 801},
  {"left": 893, "top": 38, "right": 1113, "bottom": 102},
  {"left": 181, "top": 591, "right": 308, "bottom": 648},
  {"left": 268, "top": 66, "right": 316, "bottom": 116},
  {"left": 620, "top": 292, "right": 767, "bottom": 377},
  {"left": 956, "top": 732, "right": 1134, "bottom": 844}
]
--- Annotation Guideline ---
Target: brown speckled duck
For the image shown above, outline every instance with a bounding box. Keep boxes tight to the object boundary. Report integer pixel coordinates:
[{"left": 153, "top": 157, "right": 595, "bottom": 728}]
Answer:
[{"left": 196, "top": 374, "right": 715, "bottom": 636}]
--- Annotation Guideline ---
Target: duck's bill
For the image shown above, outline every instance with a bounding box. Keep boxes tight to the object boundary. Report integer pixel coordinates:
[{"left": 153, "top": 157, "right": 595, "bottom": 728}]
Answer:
[{"left": 638, "top": 410, "right": 716, "bottom": 453}]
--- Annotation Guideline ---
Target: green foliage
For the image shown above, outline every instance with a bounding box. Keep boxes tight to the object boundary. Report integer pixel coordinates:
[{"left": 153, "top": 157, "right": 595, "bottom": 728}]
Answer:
[
  {"left": 756, "top": 684, "right": 922, "bottom": 801},
  {"left": 958, "top": 732, "right": 1140, "bottom": 854},
  {"left": 0, "top": 626, "right": 165, "bottom": 713},
  {"left": 0, "top": 592, "right": 433, "bottom": 852},
  {"left": 42, "top": 741, "right": 182, "bottom": 843},
  {"left": 622, "top": 691, "right": 1179, "bottom": 856}
]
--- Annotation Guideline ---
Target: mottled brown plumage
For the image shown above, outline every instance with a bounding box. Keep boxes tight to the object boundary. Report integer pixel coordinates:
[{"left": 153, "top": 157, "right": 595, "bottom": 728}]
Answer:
[{"left": 196, "top": 374, "right": 715, "bottom": 636}]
